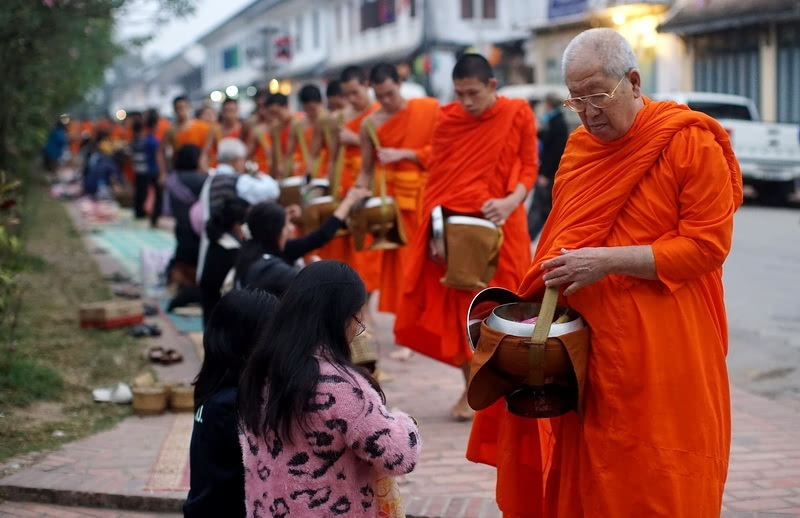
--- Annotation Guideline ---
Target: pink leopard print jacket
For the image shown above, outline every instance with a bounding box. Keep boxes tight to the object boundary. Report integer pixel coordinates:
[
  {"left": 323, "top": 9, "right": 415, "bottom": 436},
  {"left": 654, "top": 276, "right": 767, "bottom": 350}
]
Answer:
[{"left": 240, "top": 360, "right": 421, "bottom": 517}]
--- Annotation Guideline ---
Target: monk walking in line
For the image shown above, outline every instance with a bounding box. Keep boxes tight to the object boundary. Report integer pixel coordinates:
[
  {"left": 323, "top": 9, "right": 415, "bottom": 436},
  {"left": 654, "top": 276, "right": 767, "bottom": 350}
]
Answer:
[
  {"left": 355, "top": 63, "right": 439, "bottom": 316},
  {"left": 158, "top": 95, "right": 213, "bottom": 181},
  {"left": 467, "top": 28, "right": 742, "bottom": 517},
  {"left": 316, "top": 67, "right": 382, "bottom": 292},
  {"left": 394, "top": 54, "right": 538, "bottom": 421}
]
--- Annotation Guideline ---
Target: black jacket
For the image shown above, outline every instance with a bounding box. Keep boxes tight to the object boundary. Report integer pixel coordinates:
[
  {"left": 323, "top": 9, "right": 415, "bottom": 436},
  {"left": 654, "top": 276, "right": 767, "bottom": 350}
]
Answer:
[
  {"left": 237, "top": 215, "right": 345, "bottom": 296},
  {"left": 183, "top": 387, "right": 244, "bottom": 518},
  {"left": 538, "top": 110, "right": 569, "bottom": 181}
]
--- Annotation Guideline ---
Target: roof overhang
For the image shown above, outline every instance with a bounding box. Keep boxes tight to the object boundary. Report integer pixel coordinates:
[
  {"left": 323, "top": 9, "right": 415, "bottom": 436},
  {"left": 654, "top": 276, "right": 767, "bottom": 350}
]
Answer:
[{"left": 658, "top": 0, "right": 800, "bottom": 35}]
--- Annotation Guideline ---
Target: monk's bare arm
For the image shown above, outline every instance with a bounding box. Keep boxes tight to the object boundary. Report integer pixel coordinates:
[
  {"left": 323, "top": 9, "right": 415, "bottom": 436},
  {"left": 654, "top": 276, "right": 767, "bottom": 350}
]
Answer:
[
  {"left": 355, "top": 123, "right": 375, "bottom": 189},
  {"left": 542, "top": 245, "right": 656, "bottom": 296}
]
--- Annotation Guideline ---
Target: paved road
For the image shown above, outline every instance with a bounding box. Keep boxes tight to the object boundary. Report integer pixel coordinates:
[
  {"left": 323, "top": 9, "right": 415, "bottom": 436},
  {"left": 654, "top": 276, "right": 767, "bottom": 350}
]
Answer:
[{"left": 725, "top": 205, "right": 800, "bottom": 404}]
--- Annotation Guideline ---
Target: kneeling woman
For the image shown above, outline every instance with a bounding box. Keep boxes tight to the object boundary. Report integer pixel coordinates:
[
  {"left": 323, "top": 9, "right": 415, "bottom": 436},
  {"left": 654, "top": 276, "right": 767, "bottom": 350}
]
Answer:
[
  {"left": 234, "top": 187, "right": 368, "bottom": 296},
  {"left": 237, "top": 261, "right": 420, "bottom": 516}
]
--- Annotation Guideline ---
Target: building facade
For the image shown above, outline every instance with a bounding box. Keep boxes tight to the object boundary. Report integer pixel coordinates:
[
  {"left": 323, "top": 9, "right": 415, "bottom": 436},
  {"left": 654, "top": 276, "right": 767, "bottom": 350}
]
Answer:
[{"left": 659, "top": 0, "right": 800, "bottom": 123}]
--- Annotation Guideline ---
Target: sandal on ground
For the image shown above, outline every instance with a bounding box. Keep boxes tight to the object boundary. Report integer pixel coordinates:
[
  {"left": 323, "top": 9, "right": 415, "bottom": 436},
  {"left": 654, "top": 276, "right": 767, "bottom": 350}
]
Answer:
[
  {"left": 130, "top": 323, "right": 162, "bottom": 338},
  {"left": 142, "top": 302, "right": 159, "bottom": 317},
  {"left": 147, "top": 345, "right": 165, "bottom": 363},
  {"left": 113, "top": 286, "right": 141, "bottom": 299},
  {"left": 161, "top": 348, "right": 183, "bottom": 365},
  {"left": 104, "top": 271, "right": 131, "bottom": 283}
]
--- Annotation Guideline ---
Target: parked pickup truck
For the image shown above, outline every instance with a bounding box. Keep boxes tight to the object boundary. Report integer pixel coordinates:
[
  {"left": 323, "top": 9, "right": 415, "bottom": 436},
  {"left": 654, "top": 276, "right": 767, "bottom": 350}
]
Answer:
[{"left": 651, "top": 92, "right": 800, "bottom": 204}]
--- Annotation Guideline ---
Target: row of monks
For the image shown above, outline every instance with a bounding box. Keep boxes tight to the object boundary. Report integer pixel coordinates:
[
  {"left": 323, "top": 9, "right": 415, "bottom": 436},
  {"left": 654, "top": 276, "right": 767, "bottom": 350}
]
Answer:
[{"left": 153, "top": 55, "right": 540, "bottom": 423}]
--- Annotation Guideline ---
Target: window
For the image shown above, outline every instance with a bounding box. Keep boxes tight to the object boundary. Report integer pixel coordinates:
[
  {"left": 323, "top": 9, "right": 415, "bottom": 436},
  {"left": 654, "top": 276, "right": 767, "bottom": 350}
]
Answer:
[
  {"left": 410, "top": 0, "right": 416, "bottom": 17},
  {"left": 461, "top": 0, "right": 474, "bottom": 19},
  {"left": 222, "top": 46, "right": 239, "bottom": 70},
  {"left": 361, "top": 0, "right": 396, "bottom": 30},
  {"left": 295, "top": 14, "right": 304, "bottom": 52},
  {"left": 482, "top": 0, "right": 496, "bottom": 19},
  {"left": 312, "top": 10, "right": 321, "bottom": 48}
]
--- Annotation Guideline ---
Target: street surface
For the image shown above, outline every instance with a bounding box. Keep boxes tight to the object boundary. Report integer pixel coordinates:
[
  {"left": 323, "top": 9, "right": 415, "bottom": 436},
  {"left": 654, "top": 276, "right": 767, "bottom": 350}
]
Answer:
[{"left": 725, "top": 206, "right": 800, "bottom": 405}]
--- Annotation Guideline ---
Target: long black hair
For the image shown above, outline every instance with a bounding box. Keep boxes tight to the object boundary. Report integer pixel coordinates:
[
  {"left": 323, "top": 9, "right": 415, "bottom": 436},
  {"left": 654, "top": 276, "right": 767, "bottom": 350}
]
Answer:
[
  {"left": 234, "top": 201, "right": 286, "bottom": 284},
  {"left": 193, "top": 289, "right": 279, "bottom": 408},
  {"left": 238, "top": 261, "right": 376, "bottom": 441}
]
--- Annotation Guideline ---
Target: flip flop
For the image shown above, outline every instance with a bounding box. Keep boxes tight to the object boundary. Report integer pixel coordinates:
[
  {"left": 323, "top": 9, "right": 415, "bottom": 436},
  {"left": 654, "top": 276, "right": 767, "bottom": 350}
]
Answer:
[
  {"left": 104, "top": 272, "right": 131, "bottom": 283},
  {"left": 161, "top": 348, "right": 183, "bottom": 365},
  {"left": 147, "top": 346, "right": 165, "bottom": 363},
  {"left": 113, "top": 286, "right": 141, "bottom": 299},
  {"left": 130, "top": 323, "right": 162, "bottom": 338},
  {"left": 142, "top": 303, "right": 159, "bottom": 317}
]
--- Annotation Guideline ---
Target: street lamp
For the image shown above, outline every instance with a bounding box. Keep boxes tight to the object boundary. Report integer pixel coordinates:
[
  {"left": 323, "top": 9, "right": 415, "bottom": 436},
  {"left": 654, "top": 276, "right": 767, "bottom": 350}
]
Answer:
[
  {"left": 210, "top": 90, "right": 223, "bottom": 102},
  {"left": 226, "top": 85, "right": 239, "bottom": 97},
  {"left": 115, "top": 109, "right": 127, "bottom": 121},
  {"left": 247, "top": 86, "right": 257, "bottom": 96}
]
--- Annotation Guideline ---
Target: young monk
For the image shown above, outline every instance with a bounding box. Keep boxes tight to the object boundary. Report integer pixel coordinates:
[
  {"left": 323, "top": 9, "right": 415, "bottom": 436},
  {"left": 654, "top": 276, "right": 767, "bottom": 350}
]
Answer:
[
  {"left": 326, "top": 79, "right": 348, "bottom": 112},
  {"left": 394, "top": 54, "right": 538, "bottom": 421},
  {"left": 467, "top": 28, "right": 742, "bottom": 517},
  {"left": 264, "top": 93, "right": 302, "bottom": 178},
  {"left": 355, "top": 63, "right": 439, "bottom": 315},
  {"left": 158, "top": 95, "right": 213, "bottom": 181},
  {"left": 247, "top": 101, "right": 273, "bottom": 174},
  {"left": 208, "top": 98, "right": 243, "bottom": 168},
  {"left": 314, "top": 67, "right": 382, "bottom": 293},
  {"left": 289, "top": 84, "right": 325, "bottom": 177}
]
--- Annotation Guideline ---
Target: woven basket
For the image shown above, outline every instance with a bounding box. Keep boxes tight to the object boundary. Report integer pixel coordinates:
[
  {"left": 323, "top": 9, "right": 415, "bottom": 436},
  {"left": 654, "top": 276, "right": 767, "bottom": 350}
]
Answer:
[
  {"left": 350, "top": 332, "right": 378, "bottom": 371},
  {"left": 169, "top": 384, "right": 195, "bottom": 412},
  {"left": 132, "top": 385, "right": 168, "bottom": 416}
]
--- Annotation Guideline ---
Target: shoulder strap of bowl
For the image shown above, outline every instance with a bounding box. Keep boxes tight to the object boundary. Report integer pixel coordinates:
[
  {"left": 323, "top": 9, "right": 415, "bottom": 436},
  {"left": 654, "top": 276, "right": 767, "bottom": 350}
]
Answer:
[{"left": 527, "top": 286, "right": 559, "bottom": 386}]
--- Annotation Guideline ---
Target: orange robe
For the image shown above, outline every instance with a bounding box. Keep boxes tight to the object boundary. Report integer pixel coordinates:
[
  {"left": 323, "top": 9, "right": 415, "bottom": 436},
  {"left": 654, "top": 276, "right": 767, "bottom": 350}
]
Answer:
[
  {"left": 316, "top": 103, "right": 382, "bottom": 292},
  {"left": 394, "top": 97, "right": 538, "bottom": 367},
  {"left": 67, "top": 120, "right": 81, "bottom": 154},
  {"left": 372, "top": 97, "right": 438, "bottom": 314},
  {"left": 467, "top": 99, "right": 743, "bottom": 517},
  {"left": 155, "top": 118, "right": 171, "bottom": 141},
  {"left": 208, "top": 123, "right": 243, "bottom": 167},
  {"left": 172, "top": 119, "right": 211, "bottom": 150},
  {"left": 252, "top": 131, "right": 273, "bottom": 174}
]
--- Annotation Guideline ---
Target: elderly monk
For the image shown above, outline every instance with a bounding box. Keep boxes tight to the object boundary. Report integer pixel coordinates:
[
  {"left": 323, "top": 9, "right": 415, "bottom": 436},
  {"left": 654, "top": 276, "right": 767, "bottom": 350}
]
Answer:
[
  {"left": 356, "top": 63, "right": 439, "bottom": 315},
  {"left": 157, "top": 95, "right": 213, "bottom": 181},
  {"left": 467, "top": 28, "right": 742, "bottom": 517},
  {"left": 395, "top": 54, "right": 538, "bottom": 420},
  {"left": 315, "top": 66, "right": 383, "bottom": 294}
]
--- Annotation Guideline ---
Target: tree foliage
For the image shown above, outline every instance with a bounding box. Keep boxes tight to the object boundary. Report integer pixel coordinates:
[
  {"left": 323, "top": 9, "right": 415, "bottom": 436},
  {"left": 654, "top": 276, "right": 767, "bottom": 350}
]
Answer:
[{"left": 0, "top": 0, "right": 195, "bottom": 173}]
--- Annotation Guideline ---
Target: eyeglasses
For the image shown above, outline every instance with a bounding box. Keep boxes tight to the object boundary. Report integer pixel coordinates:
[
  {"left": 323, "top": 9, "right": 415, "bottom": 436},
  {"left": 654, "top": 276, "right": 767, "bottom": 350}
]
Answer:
[
  {"left": 563, "top": 75, "right": 627, "bottom": 113},
  {"left": 353, "top": 315, "right": 366, "bottom": 337}
]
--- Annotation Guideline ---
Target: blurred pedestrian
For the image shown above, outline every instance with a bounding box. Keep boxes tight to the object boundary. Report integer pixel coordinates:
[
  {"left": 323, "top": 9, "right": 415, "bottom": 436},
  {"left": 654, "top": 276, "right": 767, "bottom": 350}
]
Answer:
[
  {"left": 164, "top": 144, "right": 206, "bottom": 311},
  {"left": 42, "top": 118, "right": 67, "bottom": 173},
  {"left": 83, "top": 130, "right": 123, "bottom": 199},
  {"left": 196, "top": 138, "right": 279, "bottom": 324},
  {"left": 131, "top": 115, "right": 162, "bottom": 226},
  {"left": 528, "top": 92, "right": 568, "bottom": 241},
  {"left": 158, "top": 96, "right": 214, "bottom": 181},
  {"left": 237, "top": 260, "right": 421, "bottom": 516},
  {"left": 184, "top": 289, "right": 279, "bottom": 518}
]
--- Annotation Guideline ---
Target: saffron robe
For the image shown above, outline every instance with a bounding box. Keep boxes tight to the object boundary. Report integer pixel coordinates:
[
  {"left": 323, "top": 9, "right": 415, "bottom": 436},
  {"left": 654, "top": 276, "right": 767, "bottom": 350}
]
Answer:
[
  {"left": 372, "top": 97, "right": 439, "bottom": 314},
  {"left": 394, "top": 97, "right": 538, "bottom": 367},
  {"left": 466, "top": 99, "right": 743, "bottom": 517},
  {"left": 316, "top": 103, "right": 382, "bottom": 292}
]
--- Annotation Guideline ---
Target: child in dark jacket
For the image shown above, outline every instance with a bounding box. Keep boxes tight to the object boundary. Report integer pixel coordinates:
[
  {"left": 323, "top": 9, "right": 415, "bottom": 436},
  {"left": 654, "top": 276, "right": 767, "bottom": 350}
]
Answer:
[{"left": 183, "top": 289, "right": 278, "bottom": 518}]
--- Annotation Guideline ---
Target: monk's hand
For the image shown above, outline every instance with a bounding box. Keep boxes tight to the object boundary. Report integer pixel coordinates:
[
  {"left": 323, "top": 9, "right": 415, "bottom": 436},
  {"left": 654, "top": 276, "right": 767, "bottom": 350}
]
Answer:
[
  {"left": 377, "top": 148, "right": 411, "bottom": 164},
  {"left": 542, "top": 248, "right": 609, "bottom": 296},
  {"left": 339, "top": 127, "right": 359, "bottom": 146},
  {"left": 481, "top": 197, "right": 516, "bottom": 226},
  {"left": 286, "top": 204, "right": 302, "bottom": 221}
]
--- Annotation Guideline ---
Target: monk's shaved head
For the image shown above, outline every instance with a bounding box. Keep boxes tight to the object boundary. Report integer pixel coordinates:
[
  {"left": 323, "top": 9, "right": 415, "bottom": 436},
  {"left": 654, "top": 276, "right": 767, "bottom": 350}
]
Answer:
[
  {"left": 452, "top": 53, "right": 494, "bottom": 84},
  {"left": 562, "top": 28, "right": 638, "bottom": 80}
]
